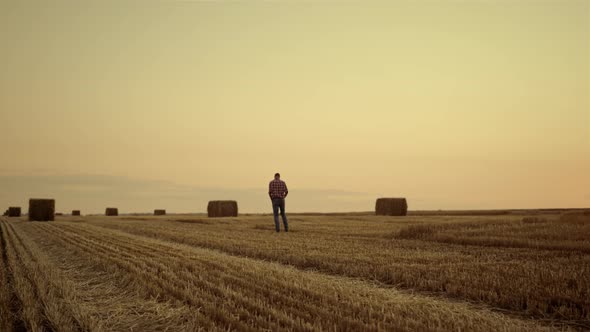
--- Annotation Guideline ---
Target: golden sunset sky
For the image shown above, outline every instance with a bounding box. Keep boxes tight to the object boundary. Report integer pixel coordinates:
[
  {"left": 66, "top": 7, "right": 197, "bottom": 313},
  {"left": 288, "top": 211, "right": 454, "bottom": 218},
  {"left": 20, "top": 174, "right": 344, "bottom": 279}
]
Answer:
[{"left": 1, "top": 1, "right": 588, "bottom": 213}]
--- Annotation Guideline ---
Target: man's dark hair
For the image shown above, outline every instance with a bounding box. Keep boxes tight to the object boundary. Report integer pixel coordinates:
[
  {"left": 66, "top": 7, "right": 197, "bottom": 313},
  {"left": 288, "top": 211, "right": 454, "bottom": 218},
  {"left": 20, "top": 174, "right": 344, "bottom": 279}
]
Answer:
[{"left": 275, "top": 173, "right": 280, "bottom": 178}]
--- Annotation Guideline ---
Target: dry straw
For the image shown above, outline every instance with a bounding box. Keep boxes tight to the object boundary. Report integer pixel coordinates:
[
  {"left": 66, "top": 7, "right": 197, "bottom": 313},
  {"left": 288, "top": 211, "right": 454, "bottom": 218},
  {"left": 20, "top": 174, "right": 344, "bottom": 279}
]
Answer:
[
  {"left": 559, "top": 210, "right": 590, "bottom": 223},
  {"left": 207, "top": 201, "right": 238, "bottom": 218},
  {"left": 28, "top": 199, "right": 55, "bottom": 221},
  {"left": 522, "top": 216, "right": 547, "bottom": 224},
  {"left": 375, "top": 198, "right": 408, "bottom": 216},
  {"left": 105, "top": 208, "right": 119, "bottom": 216}
]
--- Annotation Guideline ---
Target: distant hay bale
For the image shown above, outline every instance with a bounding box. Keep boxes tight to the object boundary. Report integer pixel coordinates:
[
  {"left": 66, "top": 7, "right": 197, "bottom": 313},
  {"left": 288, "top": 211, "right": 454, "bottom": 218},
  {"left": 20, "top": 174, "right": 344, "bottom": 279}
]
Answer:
[
  {"left": 559, "top": 210, "right": 590, "bottom": 224},
  {"left": 55, "top": 212, "right": 63, "bottom": 216},
  {"left": 8, "top": 207, "right": 21, "bottom": 217},
  {"left": 28, "top": 199, "right": 55, "bottom": 221},
  {"left": 154, "top": 209, "right": 166, "bottom": 216},
  {"left": 207, "top": 201, "right": 238, "bottom": 218},
  {"left": 3, "top": 209, "right": 8, "bottom": 216},
  {"left": 72, "top": 210, "right": 81, "bottom": 216},
  {"left": 375, "top": 198, "right": 408, "bottom": 216},
  {"left": 105, "top": 208, "right": 119, "bottom": 216}
]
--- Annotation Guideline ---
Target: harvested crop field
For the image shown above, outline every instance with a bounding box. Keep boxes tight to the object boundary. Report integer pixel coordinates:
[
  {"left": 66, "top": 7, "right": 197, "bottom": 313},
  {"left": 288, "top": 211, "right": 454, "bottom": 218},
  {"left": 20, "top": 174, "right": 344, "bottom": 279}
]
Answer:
[{"left": 0, "top": 213, "right": 588, "bottom": 331}]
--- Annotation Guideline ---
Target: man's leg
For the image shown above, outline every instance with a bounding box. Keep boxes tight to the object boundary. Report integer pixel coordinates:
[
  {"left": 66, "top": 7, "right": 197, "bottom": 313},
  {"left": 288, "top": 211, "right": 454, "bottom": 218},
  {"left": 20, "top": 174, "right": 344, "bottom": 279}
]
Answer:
[
  {"left": 280, "top": 199, "right": 288, "bottom": 232},
  {"left": 272, "top": 199, "right": 280, "bottom": 232}
]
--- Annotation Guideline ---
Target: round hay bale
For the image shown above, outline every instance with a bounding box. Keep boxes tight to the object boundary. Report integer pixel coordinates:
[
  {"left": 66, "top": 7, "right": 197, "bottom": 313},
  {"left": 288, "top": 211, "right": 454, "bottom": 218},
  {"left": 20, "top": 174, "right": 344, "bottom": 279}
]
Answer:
[
  {"left": 8, "top": 207, "right": 22, "bottom": 217},
  {"left": 72, "top": 210, "right": 81, "bottom": 216},
  {"left": 559, "top": 210, "right": 590, "bottom": 223},
  {"left": 207, "top": 201, "right": 238, "bottom": 218},
  {"left": 28, "top": 199, "right": 55, "bottom": 221},
  {"left": 154, "top": 209, "right": 166, "bottom": 216},
  {"left": 105, "top": 208, "right": 119, "bottom": 216},
  {"left": 375, "top": 198, "right": 408, "bottom": 216}
]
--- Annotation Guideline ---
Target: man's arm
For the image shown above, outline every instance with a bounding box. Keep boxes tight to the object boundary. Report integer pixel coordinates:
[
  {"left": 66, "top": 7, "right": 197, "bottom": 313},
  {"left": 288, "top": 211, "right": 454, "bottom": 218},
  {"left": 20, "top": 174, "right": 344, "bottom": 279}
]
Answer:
[
  {"left": 269, "top": 182, "right": 273, "bottom": 199},
  {"left": 284, "top": 182, "right": 288, "bottom": 198}
]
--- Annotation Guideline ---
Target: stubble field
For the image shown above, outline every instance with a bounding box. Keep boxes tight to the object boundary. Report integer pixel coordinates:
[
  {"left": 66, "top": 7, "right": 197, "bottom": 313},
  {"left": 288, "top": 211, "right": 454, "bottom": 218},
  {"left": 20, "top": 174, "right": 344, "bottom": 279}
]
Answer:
[{"left": 0, "top": 212, "right": 588, "bottom": 331}]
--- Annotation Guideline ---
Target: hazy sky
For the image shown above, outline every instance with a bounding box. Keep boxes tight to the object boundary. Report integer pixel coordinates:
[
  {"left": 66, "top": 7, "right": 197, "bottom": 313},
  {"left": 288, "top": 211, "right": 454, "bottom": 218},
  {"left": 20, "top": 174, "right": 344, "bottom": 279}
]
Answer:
[{"left": 1, "top": 1, "right": 588, "bottom": 213}]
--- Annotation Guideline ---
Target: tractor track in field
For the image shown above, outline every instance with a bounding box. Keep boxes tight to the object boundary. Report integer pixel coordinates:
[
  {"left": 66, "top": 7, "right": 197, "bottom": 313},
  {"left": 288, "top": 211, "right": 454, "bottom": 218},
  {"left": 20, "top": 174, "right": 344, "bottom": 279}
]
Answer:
[
  {"left": 7, "top": 229, "right": 55, "bottom": 332},
  {"left": 7, "top": 220, "right": 87, "bottom": 332},
  {"left": 23, "top": 221, "right": 559, "bottom": 332},
  {"left": 33, "top": 223, "right": 302, "bottom": 331},
  {"left": 80, "top": 219, "right": 590, "bottom": 331},
  {"left": 0, "top": 218, "right": 574, "bottom": 331},
  {"left": 84, "top": 218, "right": 590, "bottom": 328},
  {"left": 22, "top": 224, "right": 207, "bottom": 331},
  {"left": 0, "top": 219, "right": 31, "bottom": 332},
  {"left": 3, "top": 219, "right": 206, "bottom": 332},
  {"left": 31, "top": 223, "right": 381, "bottom": 331}
]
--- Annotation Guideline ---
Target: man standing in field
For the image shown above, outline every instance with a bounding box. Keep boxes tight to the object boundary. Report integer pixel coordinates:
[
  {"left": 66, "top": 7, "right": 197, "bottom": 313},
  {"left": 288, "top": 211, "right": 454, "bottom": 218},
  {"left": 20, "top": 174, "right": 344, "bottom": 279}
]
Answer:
[{"left": 269, "top": 173, "right": 289, "bottom": 232}]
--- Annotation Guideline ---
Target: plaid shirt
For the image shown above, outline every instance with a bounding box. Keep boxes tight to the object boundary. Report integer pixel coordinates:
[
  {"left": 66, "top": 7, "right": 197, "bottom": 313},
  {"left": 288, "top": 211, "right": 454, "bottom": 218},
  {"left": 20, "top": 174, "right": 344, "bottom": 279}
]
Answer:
[{"left": 269, "top": 179, "right": 288, "bottom": 199}]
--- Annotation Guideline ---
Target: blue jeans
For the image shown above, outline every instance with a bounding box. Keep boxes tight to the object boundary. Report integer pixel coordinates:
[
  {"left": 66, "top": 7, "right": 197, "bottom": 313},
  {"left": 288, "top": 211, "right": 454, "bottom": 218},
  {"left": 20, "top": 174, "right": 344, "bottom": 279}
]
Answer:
[{"left": 272, "top": 198, "right": 288, "bottom": 232}]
